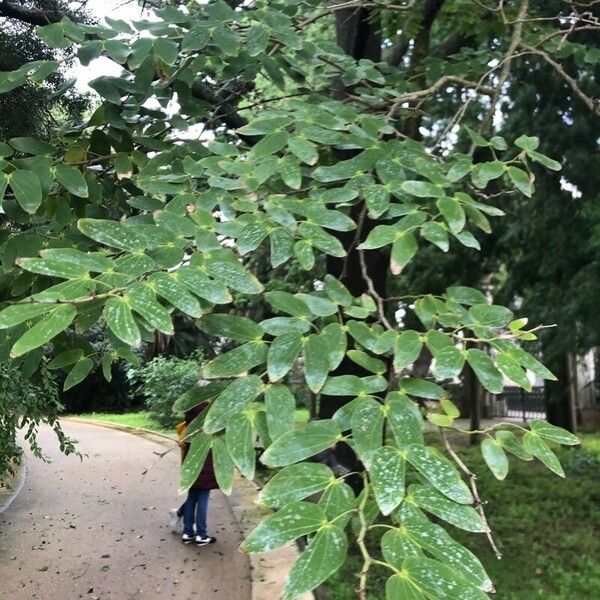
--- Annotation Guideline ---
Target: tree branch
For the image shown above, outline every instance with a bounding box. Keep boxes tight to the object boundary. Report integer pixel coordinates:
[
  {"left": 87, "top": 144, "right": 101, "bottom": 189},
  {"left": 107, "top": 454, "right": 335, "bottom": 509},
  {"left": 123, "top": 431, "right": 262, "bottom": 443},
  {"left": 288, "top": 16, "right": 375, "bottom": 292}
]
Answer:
[{"left": 0, "top": 1, "right": 63, "bottom": 25}]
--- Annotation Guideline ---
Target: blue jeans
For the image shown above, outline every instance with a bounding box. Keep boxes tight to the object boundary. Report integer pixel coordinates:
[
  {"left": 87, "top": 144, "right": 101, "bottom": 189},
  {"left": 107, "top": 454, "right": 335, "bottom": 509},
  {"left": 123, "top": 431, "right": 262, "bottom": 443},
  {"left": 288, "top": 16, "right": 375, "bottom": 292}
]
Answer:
[{"left": 183, "top": 489, "right": 209, "bottom": 537}]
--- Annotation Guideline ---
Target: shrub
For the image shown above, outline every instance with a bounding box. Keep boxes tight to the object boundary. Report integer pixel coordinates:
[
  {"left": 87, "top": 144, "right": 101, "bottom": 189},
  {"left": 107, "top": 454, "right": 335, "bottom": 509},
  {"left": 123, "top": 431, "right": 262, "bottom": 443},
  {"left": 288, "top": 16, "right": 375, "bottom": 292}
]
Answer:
[{"left": 127, "top": 350, "right": 204, "bottom": 428}]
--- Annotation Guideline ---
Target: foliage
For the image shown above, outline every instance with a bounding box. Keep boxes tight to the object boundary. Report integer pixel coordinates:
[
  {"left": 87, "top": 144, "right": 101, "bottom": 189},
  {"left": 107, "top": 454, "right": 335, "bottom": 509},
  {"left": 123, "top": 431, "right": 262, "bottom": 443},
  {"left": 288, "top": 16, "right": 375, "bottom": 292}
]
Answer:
[
  {"left": 72, "top": 410, "right": 169, "bottom": 432},
  {"left": 0, "top": 1, "right": 596, "bottom": 597},
  {"left": 127, "top": 350, "right": 204, "bottom": 428},
  {"left": 324, "top": 433, "right": 600, "bottom": 599},
  {"left": 0, "top": 358, "right": 76, "bottom": 486}
]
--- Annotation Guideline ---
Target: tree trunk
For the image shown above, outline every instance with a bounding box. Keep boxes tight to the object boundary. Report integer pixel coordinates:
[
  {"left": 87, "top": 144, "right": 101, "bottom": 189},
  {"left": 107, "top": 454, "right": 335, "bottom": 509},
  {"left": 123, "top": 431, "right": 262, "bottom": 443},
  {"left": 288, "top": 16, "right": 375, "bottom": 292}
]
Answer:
[{"left": 544, "top": 351, "right": 577, "bottom": 432}]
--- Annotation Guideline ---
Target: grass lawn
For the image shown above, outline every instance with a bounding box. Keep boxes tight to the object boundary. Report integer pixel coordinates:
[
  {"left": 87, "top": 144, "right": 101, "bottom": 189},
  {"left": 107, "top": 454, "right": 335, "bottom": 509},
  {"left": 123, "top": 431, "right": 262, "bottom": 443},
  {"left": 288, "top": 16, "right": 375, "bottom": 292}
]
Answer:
[
  {"left": 324, "top": 431, "right": 600, "bottom": 600},
  {"left": 66, "top": 411, "right": 171, "bottom": 432}
]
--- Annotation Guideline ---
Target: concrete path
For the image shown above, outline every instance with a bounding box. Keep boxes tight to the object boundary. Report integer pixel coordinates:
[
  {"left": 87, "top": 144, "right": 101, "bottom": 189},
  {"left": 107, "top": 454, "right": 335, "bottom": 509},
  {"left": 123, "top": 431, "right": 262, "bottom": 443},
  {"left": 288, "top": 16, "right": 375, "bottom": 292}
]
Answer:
[{"left": 0, "top": 421, "right": 251, "bottom": 600}]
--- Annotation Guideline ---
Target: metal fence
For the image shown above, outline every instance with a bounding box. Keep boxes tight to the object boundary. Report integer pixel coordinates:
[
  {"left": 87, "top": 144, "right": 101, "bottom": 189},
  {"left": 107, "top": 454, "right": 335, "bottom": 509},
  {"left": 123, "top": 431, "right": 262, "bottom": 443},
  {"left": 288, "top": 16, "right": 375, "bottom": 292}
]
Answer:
[{"left": 491, "top": 387, "right": 546, "bottom": 420}]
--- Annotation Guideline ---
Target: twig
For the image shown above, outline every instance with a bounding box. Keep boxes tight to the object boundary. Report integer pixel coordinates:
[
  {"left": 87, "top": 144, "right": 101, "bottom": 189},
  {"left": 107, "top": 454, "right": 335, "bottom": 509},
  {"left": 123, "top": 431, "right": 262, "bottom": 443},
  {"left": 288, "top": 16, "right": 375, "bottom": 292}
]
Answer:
[
  {"left": 442, "top": 430, "right": 502, "bottom": 562},
  {"left": 355, "top": 472, "right": 371, "bottom": 600},
  {"left": 359, "top": 249, "right": 393, "bottom": 330}
]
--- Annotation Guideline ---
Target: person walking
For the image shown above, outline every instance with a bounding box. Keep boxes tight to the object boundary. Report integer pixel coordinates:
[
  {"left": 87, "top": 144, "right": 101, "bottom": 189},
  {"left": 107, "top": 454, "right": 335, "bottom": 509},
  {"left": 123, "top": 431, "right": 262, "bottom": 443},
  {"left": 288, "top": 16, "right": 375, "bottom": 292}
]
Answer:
[{"left": 177, "top": 403, "right": 218, "bottom": 546}]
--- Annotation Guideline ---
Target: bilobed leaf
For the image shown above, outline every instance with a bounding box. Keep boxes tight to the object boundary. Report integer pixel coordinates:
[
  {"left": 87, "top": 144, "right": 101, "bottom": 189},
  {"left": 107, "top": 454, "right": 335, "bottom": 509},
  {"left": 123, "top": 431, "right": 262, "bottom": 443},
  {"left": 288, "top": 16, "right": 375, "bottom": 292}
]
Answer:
[
  {"left": 529, "top": 419, "right": 579, "bottom": 446},
  {"left": 321, "top": 323, "right": 347, "bottom": 369},
  {"left": 9, "top": 136, "right": 55, "bottom": 155},
  {"left": 250, "top": 131, "right": 288, "bottom": 159},
  {"left": 150, "top": 273, "right": 202, "bottom": 318},
  {"left": 481, "top": 438, "right": 509, "bottom": 480},
  {"left": 323, "top": 274, "right": 353, "bottom": 306},
  {"left": 179, "top": 433, "right": 211, "bottom": 493},
  {"left": 382, "top": 529, "right": 422, "bottom": 570},
  {"left": 496, "top": 352, "right": 531, "bottom": 391},
  {"left": 358, "top": 225, "right": 397, "bottom": 250},
  {"left": 400, "top": 378, "right": 445, "bottom": 400},
  {"left": 288, "top": 136, "right": 318, "bottom": 165},
  {"left": 267, "top": 332, "right": 302, "bottom": 381},
  {"left": 421, "top": 221, "right": 449, "bottom": 251},
  {"left": 409, "top": 484, "right": 486, "bottom": 532},
  {"left": 304, "top": 333, "right": 331, "bottom": 393},
  {"left": 10, "top": 170, "right": 42, "bottom": 214},
  {"left": 351, "top": 398, "right": 384, "bottom": 466},
  {"left": 319, "top": 481, "right": 356, "bottom": 525},
  {"left": 259, "top": 462, "right": 334, "bottom": 508},
  {"left": 205, "top": 249, "right": 263, "bottom": 294},
  {"left": 17, "top": 258, "right": 89, "bottom": 279},
  {"left": 173, "top": 381, "right": 227, "bottom": 415},
  {"left": 126, "top": 284, "right": 173, "bottom": 335},
  {"left": 48, "top": 348, "right": 84, "bottom": 369},
  {"left": 401, "top": 181, "right": 444, "bottom": 198},
  {"left": 466, "top": 349, "right": 503, "bottom": 394},
  {"left": 394, "top": 330, "right": 423, "bottom": 369},
  {"left": 260, "top": 420, "right": 341, "bottom": 467},
  {"left": 226, "top": 413, "right": 255, "bottom": 479},
  {"left": 241, "top": 501, "right": 325, "bottom": 553},
  {"left": 515, "top": 134, "right": 539, "bottom": 151},
  {"left": 386, "top": 392, "right": 423, "bottom": 447},
  {"left": 495, "top": 341, "right": 557, "bottom": 381},
  {"left": 407, "top": 445, "right": 473, "bottom": 504},
  {"left": 103, "top": 298, "right": 141, "bottom": 347},
  {"left": 265, "top": 290, "right": 311, "bottom": 317},
  {"left": 390, "top": 233, "right": 417, "bottom": 274},
  {"left": 9, "top": 304, "right": 75, "bottom": 358},
  {"left": 280, "top": 155, "right": 302, "bottom": 189},
  {"left": 282, "top": 526, "right": 347, "bottom": 600},
  {"left": 296, "top": 293, "right": 337, "bottom": 317},
  {"left": 446, "top": 286, "right": 487, "bottom": 306},
  {"left": 469, "top": 304, "right": 513, "bottom": 327},
  {"left": 78, "top": 219, "right": 146, "bottom": 252},
  {"left": 212, "top": 435, "right": 234, "bottom": 495},
  {"left": 55, "top": 164, "right": 88, "bottom": 197},
  {"left": 370, "top": 446, "right": 405, "bottom": 515},
  {"left": 203, "top": 375, "right": 263, "bottom": 434},
  {"left": 246, "top": 24, "right": 270, "bottom": 57},
  {"left": 202, "top": 341, "right": 267, "bottom": 378},
  {"left": 198, "top": 314, "right": 264, "bottom": 342},
  {"left": 347, "top": 349, "right": 386, "bottom": 374},
  {"left": 63, "top": 357, "right": 94, "bottom": 391},
  {"left": 522, "top": 432, "right": 564, "bottom": 477},
  {"left": 508, "top": 166, "right": 533, "bottom": 197}
]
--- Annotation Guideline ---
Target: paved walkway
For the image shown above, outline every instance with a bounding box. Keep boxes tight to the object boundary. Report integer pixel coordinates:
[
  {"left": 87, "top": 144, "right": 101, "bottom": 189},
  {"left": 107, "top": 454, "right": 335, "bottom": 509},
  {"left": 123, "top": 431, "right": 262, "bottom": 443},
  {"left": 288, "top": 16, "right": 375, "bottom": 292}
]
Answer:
[{"left": 0, "top": 421, "right": 251, "bottom": 600}]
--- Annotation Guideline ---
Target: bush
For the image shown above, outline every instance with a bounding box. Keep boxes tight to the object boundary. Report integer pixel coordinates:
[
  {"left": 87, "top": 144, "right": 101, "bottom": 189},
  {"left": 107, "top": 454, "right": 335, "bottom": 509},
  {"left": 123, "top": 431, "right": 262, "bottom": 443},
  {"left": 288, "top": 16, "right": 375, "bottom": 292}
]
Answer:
[{"left": 127, "top": 351, "right": 204, "bottom": 428}]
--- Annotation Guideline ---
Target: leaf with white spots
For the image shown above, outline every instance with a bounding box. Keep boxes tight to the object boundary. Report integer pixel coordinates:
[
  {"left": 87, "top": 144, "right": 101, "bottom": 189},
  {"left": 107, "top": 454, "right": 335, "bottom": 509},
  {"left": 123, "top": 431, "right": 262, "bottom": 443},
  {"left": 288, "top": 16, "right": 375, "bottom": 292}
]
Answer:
[
  {"left": 522, "top": 432, "right": 564, "bottom": 477},
  {"left": 481, "top": 438, "right": 509, "bottom": 480},
  {"left": 385, "top": 574, "right": 426, "bottom": 600},
  {"left": 370, "top": 446, "right": 406, "bottom": 515},
  {"left": 202, "top": 341, "right": 267, "bottom": 378},
  {"left": 529, "top": 419, "right": 580, "bottom": 446},
  {"left": 351, "top": 398, "right": 384, "bottom": 466},
  {"left": 179, "top": 432, "right": 211, "bottom": 494},
  {"left": 386, "top": 392, "right": 423, "bottom": 448},
  {"left": 103, "top": 297, "right": 141, "bottom": 347},
  {"left": 225, "top": 413, "right": 256, "bottom": 480}
]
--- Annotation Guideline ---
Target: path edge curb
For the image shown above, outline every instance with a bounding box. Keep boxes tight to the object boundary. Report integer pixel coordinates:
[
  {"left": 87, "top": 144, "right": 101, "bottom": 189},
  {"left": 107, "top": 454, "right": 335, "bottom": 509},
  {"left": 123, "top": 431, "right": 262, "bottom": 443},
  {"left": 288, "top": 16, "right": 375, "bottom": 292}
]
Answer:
[
  {"left": 62, "top": 417, "right": 314, "bottom": 600},
  {"left": 0, "top": 455, "right": 27, "bottom": 515}
]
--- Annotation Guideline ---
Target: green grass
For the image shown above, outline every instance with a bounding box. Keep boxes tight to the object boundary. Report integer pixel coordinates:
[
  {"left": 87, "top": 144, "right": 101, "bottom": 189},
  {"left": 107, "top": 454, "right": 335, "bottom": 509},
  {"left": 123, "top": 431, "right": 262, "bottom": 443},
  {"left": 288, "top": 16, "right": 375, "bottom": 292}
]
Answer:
[
  {"left": 324, "top": 432, "right": 600, "bottom": 600},
  {"left": 68, "top": 411, "right": 170, "bottom": 433}
]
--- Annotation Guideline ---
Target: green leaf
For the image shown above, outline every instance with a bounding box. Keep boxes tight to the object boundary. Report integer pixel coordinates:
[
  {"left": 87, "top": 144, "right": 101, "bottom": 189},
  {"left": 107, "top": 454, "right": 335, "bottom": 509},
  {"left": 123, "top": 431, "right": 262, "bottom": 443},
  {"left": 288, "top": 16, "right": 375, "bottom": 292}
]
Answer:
[
  {"left": 55, "top": 164, "right": 88, "bottom": 197},
  {"left": 173, "top": 381, "right": 228, "bottom": 414},
  {"left": 522, "top": 432, "right": 564, "bottom": 477},
  {"left": 381, "top": 529, "right": 422, "bottom": 570},
  {"left": 10, "top": 170, "right": 42, "bottom": 214},
  {"left": 250, "top": 131, "right": 288, "bottom": 159},
  {"left": 319, "top": 481, "right": 356, "bottom": 525},
  {"left": 394, "top": 330, "right": 423, "bottom": 369},
  {"left": 9, "top": 137, "right": 55, "bottom": 155},
  {"left": 241, "top": 501, "right": 326, "bottom": 553},
  {"left": 527, "top": 150, "right": 561, "bottom": 171},
  {"left": 153, "top": 38, "right": 179, "bottom": 64},
  {"left": 48, "top": 349, "right": 84, "bottom": 369},
  {"left": 198, "top": 314, "right": 264, "bottom": 342},
  {"left": 282, "top": 526, "right": 347, "bottom": 600},
  {"left": 529, "top": 419, "right": 580, "bottom": 446},
  {"left": 469, "top": 304, "right": 513, "bottom": 328},
  {"left": 11, "top": 304, "right": 76, "bottom": 358},
  {"left": 203, "top": 375, "right": 263, "bottom": 434},
  {"left": 387, "top": 393, "right": 423, "bottom": 447},
  {"left": 288, "top": 137, "right": 318, "bottom": 165},
  {"left": 400, "top": 378, "right": 444, "bottom": 400},
  {"left": 63, "top": 357, "right": 94, "bottom": 391},
  {"left": 515, "top": 134, "right": 539, "bottom": 151},
  {"left": 259, "top": 462, "right": 334, "bottom": 508},
  {"left": 496, "top": 352, "right": 531, "bottom": 391},
  {"left": 36, "top": 22, "right": 69, "bottom": 48},
  {"left": 466, "top": 349, "right": 503, "bottom": 394},
  {"left": 0, "top": 303, "right": 53, "bottom": 329},
  {"left": 150, "top": 273, "right": 203, "bottom": 318},
  {"left": 403, "top": 557, "right": 489, "bottom": 599},
  {"left": 17, "top": 257, "right": 88, "bottom": 280},
  {"left": 352, "top": 398, "right": 384, "bottom": 466},
  {"left": 280, "top": 155, "right": 302, "bottom": 189},
  {"left": 481, "top": 438, "right": 509, "bottom": 480},
  {"left": 401, "top": 181, "right": 444, "bottom": 198},
  {"left": 433, "top": 346, "right": 465, "bottom": 379},
  {"left": 358, "top": 225, "right": 397, "bottom": 250},
  {"left": 385, "top": 574, "right": 426, "bottom": 600},
  {"left": 494, "top": 341, "right": 557, "bottom": 381},
  {"left": 364, "top": 184, "right": 390, "bottom": 218},
  {"left": 407, "top": 445, "right": 473, "bottom": 504},
  {"left": 421, "top": 221, "right": 449, "bottom": 252},
  {"left": 78, "top": 219, "right": 146, "bottom": 252},
  {"left": 212, "top": 435, "right": 234, "bottom": 495},
  {"left": 409, "top": 484, "right": 486, "bottom": 532},
  {"left": 268, "top": 332, "right": 302, "bottom": 381},
  {"left": 495, "top": 430, "right": 532, "bottom": 461},
  {"left": 508, "top": 166, "right": 533, "bottom": 197},
  {"left": 390, "top": 233, "right": 418, "bottom": 274},
  {"left": 323, "top": 274, "right": 353, "bottom": 306},
  {"left": 304, "top": 333, "right": 331, "bottom": 393},
  {"left": 370, "top": 446, "right": 405, "bottom": 515},
  {"left": 265, "top": 291, "right": 311, "bottom": 317},
  {"left": 202, "top": 341, "right": 267, "bottom": 378},
  {"left": 179, "top": 433, "right": 211, "bottom": 494},
  {"left": 437, "top": 198, "right": 465, "bottom": 234},
  {"left": 321, "top": 323, "right": 347, "bottom": 370},
  {"left": 127, "top": 284, "right": 173, "bottom": 335},
  {"left": 347, "top": 349, "right": 386, "bottom": 375},
  {"left": 260, "top": 420, "right": 341, "bottom": 467},
  {"left": 226, "top": 413, "right": 255, "bottom": 480},
  {"left": 103, "top": 298, "right": 141, "bottom": 347},
  {"left": 205, "top": 249, "right": 263, "bottom": 294},
  {"left": 246, "top": 24, "right": 270, "bottom": 57},
  {"left": 446, "top": 286, "right": 487, "bottom": 306},
  {"left": 428, "top": 413, "right": 454, "bottom": 428}
]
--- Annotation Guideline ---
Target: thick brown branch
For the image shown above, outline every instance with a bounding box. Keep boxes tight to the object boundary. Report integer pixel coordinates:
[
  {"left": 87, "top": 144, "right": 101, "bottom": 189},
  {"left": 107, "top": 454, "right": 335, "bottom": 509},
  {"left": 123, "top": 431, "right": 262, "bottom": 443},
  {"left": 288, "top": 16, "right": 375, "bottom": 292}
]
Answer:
[{"left": 0, "top": 1, "right": 63, "bottom": 25}]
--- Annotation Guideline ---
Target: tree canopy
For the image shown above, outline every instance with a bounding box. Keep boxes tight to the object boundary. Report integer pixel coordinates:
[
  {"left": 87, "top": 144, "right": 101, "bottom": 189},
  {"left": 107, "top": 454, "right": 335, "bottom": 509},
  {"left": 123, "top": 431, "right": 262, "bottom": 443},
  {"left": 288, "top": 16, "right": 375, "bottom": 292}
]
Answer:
[{"left": 0, "top": 0, "right": 597, "bottom": 597}]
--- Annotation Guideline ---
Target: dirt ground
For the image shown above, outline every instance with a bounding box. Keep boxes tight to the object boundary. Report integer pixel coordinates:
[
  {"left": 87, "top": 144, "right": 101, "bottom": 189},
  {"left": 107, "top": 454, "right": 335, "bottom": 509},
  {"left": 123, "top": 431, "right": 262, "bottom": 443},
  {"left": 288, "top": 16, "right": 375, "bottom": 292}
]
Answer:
[{"left": 0, "top": 421, "right": 251, "bottom": 600}]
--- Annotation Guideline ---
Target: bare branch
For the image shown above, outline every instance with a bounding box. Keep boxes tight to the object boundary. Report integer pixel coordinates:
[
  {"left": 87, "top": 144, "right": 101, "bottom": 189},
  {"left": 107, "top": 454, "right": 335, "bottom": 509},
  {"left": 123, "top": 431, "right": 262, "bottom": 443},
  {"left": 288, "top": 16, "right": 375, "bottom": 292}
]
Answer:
[{"left": 0, "top": 1, "right": 63, "bottom": 25}]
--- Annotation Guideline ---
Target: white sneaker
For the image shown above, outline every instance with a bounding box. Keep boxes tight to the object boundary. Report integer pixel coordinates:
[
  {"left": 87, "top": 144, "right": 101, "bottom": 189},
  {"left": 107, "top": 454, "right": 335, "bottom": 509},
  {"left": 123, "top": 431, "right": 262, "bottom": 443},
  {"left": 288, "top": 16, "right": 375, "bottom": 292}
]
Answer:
[
  {"left": 182, "top": 533, "right": 194, "bottom": 544},
  {"left": 169, "top": 508, "right": 181, "bottom": 532}
]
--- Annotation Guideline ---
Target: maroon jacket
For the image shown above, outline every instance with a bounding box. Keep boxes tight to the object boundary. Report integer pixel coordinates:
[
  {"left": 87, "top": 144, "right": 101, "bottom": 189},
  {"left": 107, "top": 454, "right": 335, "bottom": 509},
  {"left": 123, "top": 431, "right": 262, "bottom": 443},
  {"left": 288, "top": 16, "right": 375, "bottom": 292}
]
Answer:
[{"left": 182, "top": 403, "right": 218, "bottom": 491}]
